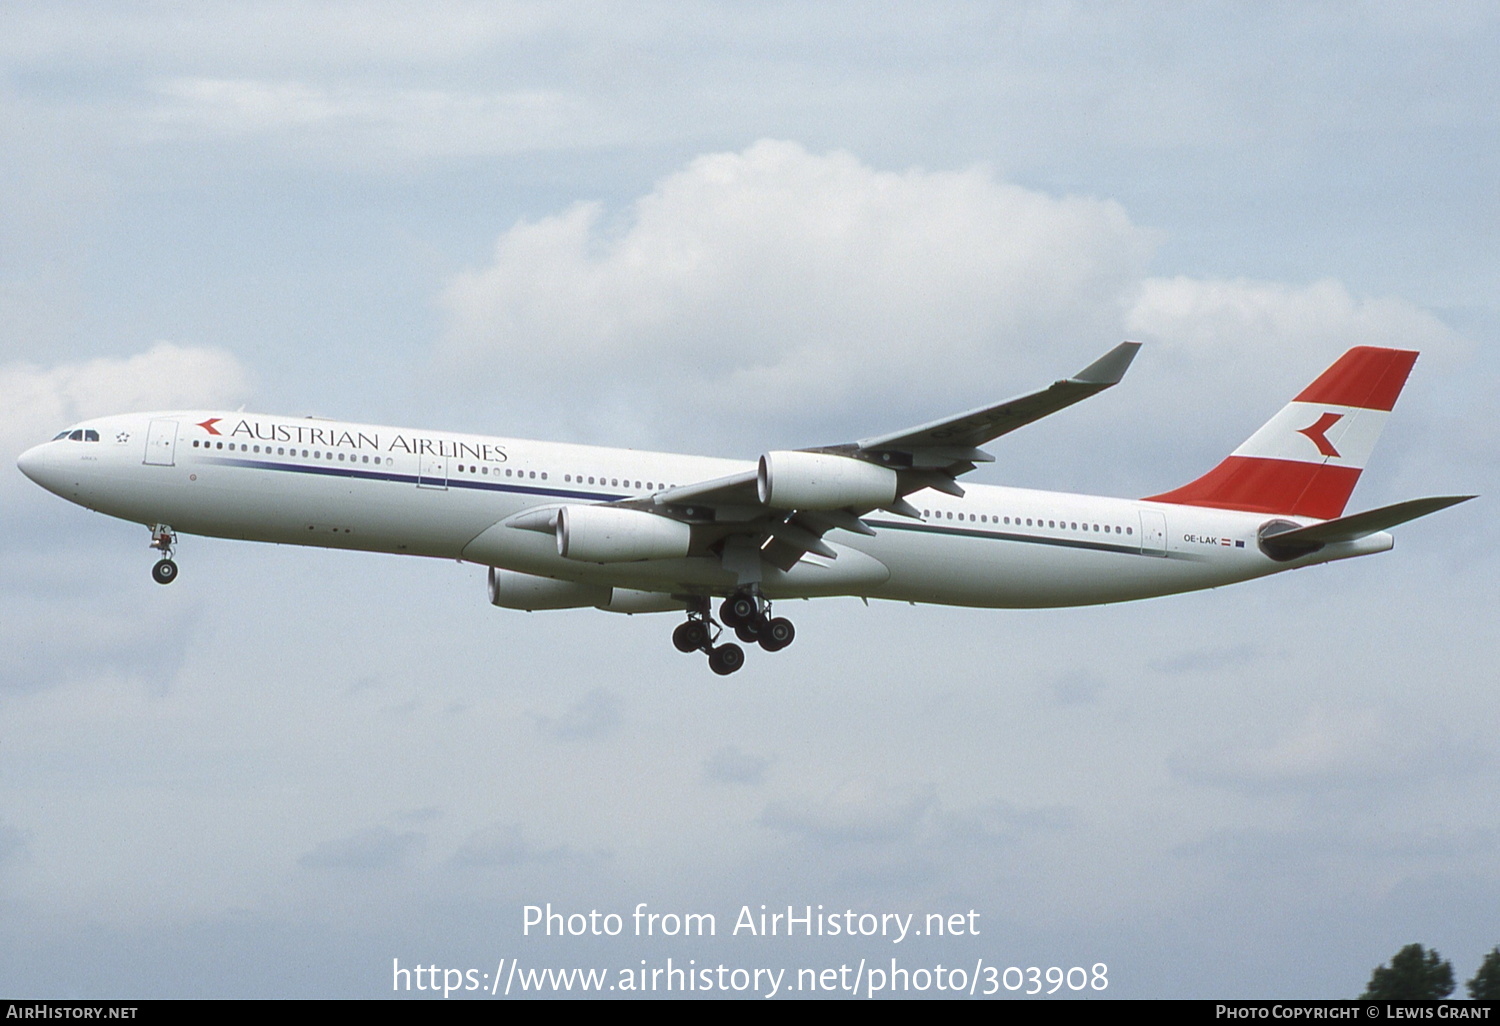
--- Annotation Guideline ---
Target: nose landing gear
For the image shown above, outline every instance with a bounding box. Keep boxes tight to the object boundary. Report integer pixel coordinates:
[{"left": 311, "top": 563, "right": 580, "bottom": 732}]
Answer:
[
  {"left": 672, "top": 589, "right": 796, "bottom": 673},
  {"left": 149, "top": 524, "right": 178, "bottom": 585}
]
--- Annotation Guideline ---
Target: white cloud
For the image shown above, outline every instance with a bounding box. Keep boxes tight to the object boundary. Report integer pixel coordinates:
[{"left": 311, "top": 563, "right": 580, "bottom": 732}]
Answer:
[
  {"left": 439, "top": 139, "right": 1152, "bottom": 443},
  {"left": 1125, "top": 276, "right": 1467, "bottom": 393},
  {"left": 0, "top": 342, "right": 250, "bottom": 475},
  {"left": 436, "top": 141, "right": 1469, "bottom": 462}
]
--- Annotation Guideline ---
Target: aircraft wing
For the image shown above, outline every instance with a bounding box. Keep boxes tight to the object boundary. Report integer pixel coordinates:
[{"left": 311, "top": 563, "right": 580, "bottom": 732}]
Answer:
[
  {"left": 854, "top": 341, "right": 1140, "bottom": 454},
  {"left": 605, "top": 342, "right": 1144, "bottom": 572}
]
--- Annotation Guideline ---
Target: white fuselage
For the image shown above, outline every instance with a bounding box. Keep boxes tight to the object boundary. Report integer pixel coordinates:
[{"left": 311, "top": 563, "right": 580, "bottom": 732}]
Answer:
[{"left": 16, "top": 410, "right": 1393, "bottom": 610}]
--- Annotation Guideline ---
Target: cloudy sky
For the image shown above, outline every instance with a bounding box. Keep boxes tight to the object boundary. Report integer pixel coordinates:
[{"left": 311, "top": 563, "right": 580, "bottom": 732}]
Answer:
[{"left": 2, "top": 1, "right": 1496, "bottom": 999}]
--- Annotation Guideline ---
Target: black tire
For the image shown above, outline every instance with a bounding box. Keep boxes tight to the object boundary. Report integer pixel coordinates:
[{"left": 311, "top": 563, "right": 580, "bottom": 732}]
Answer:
[
  {"left": 734, "top": 621, "right": 760, "bottom": 643},
  {"left": 719, "top": 595, "right": 757, "bottom": 628},
  {"left": 673, "top": 621, "right": 708, "bottom": 653},
  {"left": 759, "top": 617, "right": 794, "bottom": 651},
  {"left": 151, "top": 559, "right": 178, "bottom": 585},
  {"left": 708, "top": 643, "right": 745, "bottom": 675}
]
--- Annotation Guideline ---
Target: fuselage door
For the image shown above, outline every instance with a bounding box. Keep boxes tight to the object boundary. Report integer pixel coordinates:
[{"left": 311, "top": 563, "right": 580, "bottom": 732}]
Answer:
[
  {"left": 418, "top": 453, "right": 448, "bottom": 490},
  {"left": 144, "top": 419, "right": 178, "bottom": 467},
  {"left": 1139, "top": 509, "right": 1167, "bottom": 556}
]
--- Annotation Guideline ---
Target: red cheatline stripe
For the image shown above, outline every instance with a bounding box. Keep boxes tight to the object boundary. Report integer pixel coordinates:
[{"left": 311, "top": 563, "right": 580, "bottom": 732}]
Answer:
[
  {"left": 1145, "top": 456, "right": 1362, "bottom": 519},
  {"left": 1294, "top": 347, "right": 1417, "bottom": 412}
]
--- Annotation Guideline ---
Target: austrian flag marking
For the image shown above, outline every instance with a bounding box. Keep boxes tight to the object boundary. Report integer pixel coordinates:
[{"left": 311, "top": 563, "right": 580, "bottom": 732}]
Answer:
[{"left": 1144, "top": 346, "right": 1418, "bottom": 520}]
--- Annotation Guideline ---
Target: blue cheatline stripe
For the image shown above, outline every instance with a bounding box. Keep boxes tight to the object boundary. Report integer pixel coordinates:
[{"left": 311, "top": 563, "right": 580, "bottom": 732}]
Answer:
[
  {"left": 198, "top": 454, "right": 1175, "bottom": 559},
  {"left": 198, "top": 455, "right": 621, "bottom": 503},
  {"left": 864, "top": 517, "right": 1145, "bottom": 557}
]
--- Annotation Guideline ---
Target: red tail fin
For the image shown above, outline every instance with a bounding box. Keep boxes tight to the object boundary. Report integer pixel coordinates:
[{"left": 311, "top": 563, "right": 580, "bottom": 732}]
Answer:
[{"left": 1144, "top": 347, "right": 1418, "bottom": 519}]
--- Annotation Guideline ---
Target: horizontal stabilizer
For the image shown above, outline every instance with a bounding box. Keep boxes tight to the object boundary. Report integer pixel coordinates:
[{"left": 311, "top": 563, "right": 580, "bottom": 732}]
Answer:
[{"left": 1263, "top": 495, "right": 1476, "bottom": 546}]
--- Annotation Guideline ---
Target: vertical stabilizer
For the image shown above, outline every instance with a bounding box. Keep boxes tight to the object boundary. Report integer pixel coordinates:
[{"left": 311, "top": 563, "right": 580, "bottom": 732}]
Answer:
[{"left": 1144, "top": 347, "right": 1418, "bottom": 519}]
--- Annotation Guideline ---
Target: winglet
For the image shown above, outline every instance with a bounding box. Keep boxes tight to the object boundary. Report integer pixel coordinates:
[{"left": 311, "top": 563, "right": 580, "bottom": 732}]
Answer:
[{"left": 1072, "top": 341, "right": 1141, "bottom": 386}]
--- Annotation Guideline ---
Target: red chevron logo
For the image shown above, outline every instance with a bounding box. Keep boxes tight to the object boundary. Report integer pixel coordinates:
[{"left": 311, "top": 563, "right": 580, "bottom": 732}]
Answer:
[
  {"left": 196, "top": 418, "right": 223, "bottom": 436},
  {"left": 1297, "top": 411, "right": 1343, "bottom": 458}
]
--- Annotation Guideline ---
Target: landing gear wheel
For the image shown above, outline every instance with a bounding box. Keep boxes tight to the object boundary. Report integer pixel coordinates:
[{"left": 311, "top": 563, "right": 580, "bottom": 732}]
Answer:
[
  {"left": 734, "top": 621, "right": 760, "bottom": 644},
  {"left": 708, "top": 643, "right": 745, "bottom": 676},
  {"left": 759, "top": 617, "right": 795, "bottom": 652},
  {"left": 720, "top": 594, "right": 758, "bottom": 628},
  {"left": 673, "top": 620, "right": 710, "bottom": 653},
  {"left": 152, "top": 558, "right": 178, "bottom": 585}
]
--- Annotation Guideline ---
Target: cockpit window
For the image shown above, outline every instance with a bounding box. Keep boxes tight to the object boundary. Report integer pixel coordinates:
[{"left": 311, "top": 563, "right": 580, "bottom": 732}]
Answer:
[
  {"left": 68, "top": 430, "right": 84, "bottom": 441},
  {"left": 56, "top": 428, "right": 101, "bottom": 441},
  {"left": 53, "top": 431, "right": 69, "bottom": 440},
  {"left": 84, "top": 430, "right": 99, "bottom": 442}
]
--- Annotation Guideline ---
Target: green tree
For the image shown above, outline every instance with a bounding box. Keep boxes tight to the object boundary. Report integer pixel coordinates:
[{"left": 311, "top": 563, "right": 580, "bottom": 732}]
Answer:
[
  {"left": 1469, "top": 947, "right": 1500, "bottom": 1000},
  {"left": 1361, "top": 943, "right": 1455, "bottom": 1000}
]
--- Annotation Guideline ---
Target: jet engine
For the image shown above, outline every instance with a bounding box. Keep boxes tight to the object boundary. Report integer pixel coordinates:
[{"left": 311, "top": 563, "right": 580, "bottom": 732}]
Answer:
[
  {"left": 488, "top": 567, "right": 611, "bottom": 609},
  {"left": 757, "top": 450, "right": 898, "bottom": 510},
  {"left": 556, "top": 505, "right": 692, "bottom": 562},
  {"left": 487, "top": 567, "right": 684, "bottom": 613}
]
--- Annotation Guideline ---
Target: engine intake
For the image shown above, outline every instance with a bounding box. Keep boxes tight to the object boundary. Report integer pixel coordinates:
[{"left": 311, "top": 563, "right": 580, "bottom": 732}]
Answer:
[{"left": 757, "top": 451, "right": 898, "bottom": 510}]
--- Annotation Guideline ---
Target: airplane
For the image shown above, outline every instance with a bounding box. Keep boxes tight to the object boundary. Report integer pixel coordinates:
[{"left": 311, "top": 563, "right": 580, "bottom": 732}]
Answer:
[{"left": 15, "top": 343, "right": 1473, "bottom": 675}]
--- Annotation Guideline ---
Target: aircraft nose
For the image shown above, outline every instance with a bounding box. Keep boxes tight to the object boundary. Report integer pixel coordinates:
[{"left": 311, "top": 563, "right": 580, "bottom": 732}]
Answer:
[
  {"left": 16, "top": 442, "right": 67, "bottom": 496},
  {"left": 16, "top": 443, "right": 46, "bottom": 485}
]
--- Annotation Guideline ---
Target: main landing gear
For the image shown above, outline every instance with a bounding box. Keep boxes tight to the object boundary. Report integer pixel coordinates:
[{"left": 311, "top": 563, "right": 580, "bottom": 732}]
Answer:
[
  {"left": 671, "top": 589, "right": 795, "bottom": 675},
  {"left": 148, "top": 524, "right": 179, "bottom": 585}
]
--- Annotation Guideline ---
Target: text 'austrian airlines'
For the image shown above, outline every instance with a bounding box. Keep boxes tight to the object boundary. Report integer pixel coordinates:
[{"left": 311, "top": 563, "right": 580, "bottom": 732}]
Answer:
[{"left": 16, "top": 344, "right": 1473, "bottom": 675}]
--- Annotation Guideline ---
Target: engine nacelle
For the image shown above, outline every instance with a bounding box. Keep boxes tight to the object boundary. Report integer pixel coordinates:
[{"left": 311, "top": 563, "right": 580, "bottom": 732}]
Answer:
[
  {"left": 488, "top": 567, "right": 610, "bottom": 610},
  {"left": 757, "top": 450, "right": 898, "bottom": 510},
  {"left": 556, "top": 505, "right": 692, "bottom": 562},
  {"left": 599, "top": 589, "right": 687, "bottom": 614}
]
